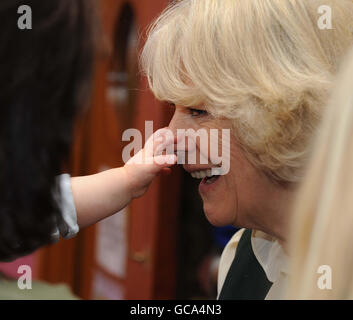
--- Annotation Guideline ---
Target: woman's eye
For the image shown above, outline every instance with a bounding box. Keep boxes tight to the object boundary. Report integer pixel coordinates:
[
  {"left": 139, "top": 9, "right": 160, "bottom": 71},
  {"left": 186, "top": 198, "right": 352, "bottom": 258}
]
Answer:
[{"left": 189, "top": 108, "right": 208, "bottom": 117}]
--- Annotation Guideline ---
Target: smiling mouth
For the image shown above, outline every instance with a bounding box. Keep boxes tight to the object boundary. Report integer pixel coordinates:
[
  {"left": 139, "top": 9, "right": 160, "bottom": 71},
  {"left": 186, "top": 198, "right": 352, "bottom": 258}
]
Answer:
[{"left": 190, "top": 169, "right": 220, "bottom": 185}]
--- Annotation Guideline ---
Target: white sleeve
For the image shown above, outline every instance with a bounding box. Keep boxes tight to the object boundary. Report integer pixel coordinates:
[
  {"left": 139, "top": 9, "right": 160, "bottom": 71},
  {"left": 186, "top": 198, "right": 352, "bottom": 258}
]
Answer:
[{"left": 52, "top": 174, "right": 79, "bottom": 241}]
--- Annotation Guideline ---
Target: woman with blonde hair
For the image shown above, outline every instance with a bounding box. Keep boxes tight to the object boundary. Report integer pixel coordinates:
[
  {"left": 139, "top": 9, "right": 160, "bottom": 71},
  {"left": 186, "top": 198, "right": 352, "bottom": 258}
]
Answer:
[
  {"left": 141, "top": 0, "right": 353, "bottom": 299},
  {"left": 288, "top": 49, "right": 353, "bottom": 300}
]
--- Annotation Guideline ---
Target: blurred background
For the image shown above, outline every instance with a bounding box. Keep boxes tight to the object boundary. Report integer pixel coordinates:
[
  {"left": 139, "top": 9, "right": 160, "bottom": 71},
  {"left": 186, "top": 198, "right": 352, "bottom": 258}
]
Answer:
[{"left": 0, "top": 0, "right": 237, "bottom": 300}]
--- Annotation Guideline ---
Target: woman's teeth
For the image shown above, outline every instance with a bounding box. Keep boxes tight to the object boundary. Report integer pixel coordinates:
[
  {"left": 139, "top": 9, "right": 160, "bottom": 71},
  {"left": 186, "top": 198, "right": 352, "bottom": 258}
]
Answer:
[{"left": 190, "top": 169, "right": 213, "bottom": 179}]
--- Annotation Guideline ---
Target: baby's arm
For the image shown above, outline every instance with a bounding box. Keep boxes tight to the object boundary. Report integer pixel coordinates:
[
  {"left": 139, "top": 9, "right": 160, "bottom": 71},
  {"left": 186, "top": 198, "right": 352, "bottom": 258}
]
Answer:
[{"left": 70, "top": 128, "right": 177, "bottom": 229}]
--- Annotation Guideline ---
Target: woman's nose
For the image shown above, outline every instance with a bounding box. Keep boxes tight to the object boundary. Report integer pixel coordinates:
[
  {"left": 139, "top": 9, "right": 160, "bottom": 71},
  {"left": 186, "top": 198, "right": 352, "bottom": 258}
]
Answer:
[
  {"left": 168, "top": 108, "right": 195, "bottom": 154},
  {"left": 168, "top": 110, "right": 185, "bottom": 152},
  {"left": 168, "top": 106, "right": 192, "bottom": 132},
  {"left": 168, "top": 109, "right": 181, "bottom": 135}
]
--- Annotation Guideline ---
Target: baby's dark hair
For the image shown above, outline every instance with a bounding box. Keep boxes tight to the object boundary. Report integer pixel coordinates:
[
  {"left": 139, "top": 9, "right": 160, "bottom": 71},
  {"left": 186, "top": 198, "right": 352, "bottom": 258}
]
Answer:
[{"left": 0, "top": 0, "right": 96, "bottom": 260}]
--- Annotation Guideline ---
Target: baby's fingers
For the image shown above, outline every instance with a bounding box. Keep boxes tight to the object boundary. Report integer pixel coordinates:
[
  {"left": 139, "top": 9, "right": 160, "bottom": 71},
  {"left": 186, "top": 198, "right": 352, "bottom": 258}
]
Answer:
[
  {"left": 149, "top": 154, "right": 177, "bottom": 173},
  {"left": 145, "top": 128, "right": 175, "bottom": 158}
]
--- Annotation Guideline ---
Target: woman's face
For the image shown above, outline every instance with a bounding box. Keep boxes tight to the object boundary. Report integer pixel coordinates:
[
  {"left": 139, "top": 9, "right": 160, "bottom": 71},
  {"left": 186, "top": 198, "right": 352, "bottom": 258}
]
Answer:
[{"left": 169, "top": 105, "right": 288, "bottom": 234}]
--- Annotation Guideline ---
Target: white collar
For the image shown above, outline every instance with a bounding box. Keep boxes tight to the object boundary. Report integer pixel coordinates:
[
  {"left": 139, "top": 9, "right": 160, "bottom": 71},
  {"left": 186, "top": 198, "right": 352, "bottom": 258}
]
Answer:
[{"left": 251, "top": 230, "right": 289, "bottom": 283}]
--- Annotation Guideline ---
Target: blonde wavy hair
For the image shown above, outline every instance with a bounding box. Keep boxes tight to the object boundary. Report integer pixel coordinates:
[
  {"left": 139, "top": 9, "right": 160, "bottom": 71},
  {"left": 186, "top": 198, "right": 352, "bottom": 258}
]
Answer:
[
  {"left": 141, "top": 0, "right": 353, "bottom": 183},
  {"left": 287, "top": 48, "right": 353, "bottom": 299}
]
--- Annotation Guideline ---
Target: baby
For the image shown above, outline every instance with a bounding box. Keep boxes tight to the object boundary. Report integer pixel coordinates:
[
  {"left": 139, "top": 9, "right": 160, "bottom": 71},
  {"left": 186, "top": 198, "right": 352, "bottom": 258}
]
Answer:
[{"left": 54, "top": 128, "right": 177, "bottom": 240}]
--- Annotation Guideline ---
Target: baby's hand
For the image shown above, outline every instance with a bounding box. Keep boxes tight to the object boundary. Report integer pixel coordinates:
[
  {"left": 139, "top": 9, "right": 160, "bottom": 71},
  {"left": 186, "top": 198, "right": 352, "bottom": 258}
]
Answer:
[{"left": 123, "top": 128, "right": 177, "bottom": 199}]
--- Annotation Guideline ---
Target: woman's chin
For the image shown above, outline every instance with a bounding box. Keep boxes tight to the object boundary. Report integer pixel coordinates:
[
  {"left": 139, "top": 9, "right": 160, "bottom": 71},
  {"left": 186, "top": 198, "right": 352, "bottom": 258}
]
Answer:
[{"left": 203, "top": 203, "right": 235, "bottom": 227}]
